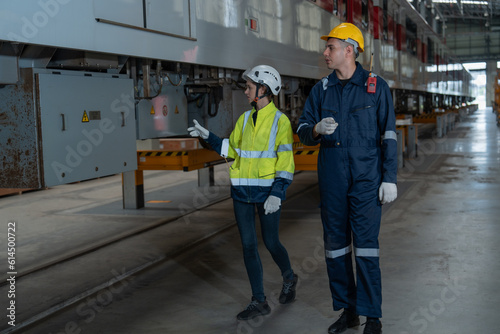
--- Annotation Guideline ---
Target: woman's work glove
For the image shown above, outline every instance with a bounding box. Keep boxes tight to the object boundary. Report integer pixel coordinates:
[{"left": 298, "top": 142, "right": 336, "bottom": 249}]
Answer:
[
  {"left": 314, "top": 117, "right": 338, "bottom": 135},
  {"left": 264, "top": 195, "right": 281, "bottom": 215},
  {"left": 187, "top": 119, "right": 209, "bottom": 139},
  {"left": 378, "top": 182, "right": 397, "bottom": 204}
]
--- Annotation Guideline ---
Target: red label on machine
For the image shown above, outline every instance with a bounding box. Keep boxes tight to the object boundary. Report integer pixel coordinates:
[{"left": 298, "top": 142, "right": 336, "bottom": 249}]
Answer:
[{"left": 247, "top": 18, "right": 258, "bottom": 32}]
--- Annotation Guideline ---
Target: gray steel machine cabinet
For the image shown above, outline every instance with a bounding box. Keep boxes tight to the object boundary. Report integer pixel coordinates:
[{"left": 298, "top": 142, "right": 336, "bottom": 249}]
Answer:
[{"left": 0, "top": 69, "right": 137, "bottom": 188}]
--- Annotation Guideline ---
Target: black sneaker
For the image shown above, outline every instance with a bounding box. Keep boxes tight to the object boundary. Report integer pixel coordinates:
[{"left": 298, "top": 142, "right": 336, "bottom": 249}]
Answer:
[
  {"left": 328, "top": 309, "right": 360, "bottom": 334},
  {"left": 236, "top": 297, "right": 271, "bottom": 320},
  {"left": 363, "top": 318, "right": 382, "bottom": 334},
  {"left": 279, "top": 274, "right": 298, "bottom": 304}
]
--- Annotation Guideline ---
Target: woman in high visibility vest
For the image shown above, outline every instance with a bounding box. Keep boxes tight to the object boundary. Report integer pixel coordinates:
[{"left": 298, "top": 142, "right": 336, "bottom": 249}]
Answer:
[{"left": 188, "top": 64, "right": 297, "bottom": 320}]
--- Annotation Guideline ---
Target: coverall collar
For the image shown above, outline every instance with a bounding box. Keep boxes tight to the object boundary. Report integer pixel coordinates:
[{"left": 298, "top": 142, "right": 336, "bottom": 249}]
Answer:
[{"left": 327, "top": 62, "right": 366, "bottom": 87}]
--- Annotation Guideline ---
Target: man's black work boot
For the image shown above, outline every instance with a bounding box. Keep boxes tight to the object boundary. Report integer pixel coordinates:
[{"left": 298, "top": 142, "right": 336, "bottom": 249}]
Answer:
[
  {"left": 328, "top": 309, "right": 360, "bottom": 334},
  {"left": 363, "top": 317, "right": 382, "bottom": 334}
]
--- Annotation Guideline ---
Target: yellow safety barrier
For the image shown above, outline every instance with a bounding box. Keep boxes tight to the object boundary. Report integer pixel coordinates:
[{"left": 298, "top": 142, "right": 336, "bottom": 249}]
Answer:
[
  {"left": 137, "top": 149, "right": 223, "bottom": 171},
  {"left": 293, "top": 134, "right": 319, "bottom": 171}
]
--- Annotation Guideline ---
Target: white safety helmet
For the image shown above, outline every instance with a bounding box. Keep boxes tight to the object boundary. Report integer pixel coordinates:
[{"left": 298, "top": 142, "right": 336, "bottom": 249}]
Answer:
[{"left": 242, "top": 65, "right": 282, "bottom": 96}]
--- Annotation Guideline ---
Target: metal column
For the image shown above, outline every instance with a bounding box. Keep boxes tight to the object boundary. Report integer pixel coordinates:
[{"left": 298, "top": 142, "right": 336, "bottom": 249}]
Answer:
[
  {"left": 122, "top": 170, "right": 145, "bottom": 209},
  {"left": 396, "top": 129, "right": 404, "bottom": 168},
  {"left": 436, "top": 115, "right": 443, "bottom": 138},
  {"left": 407, "top": 125, "right": 417, "bottom": 159},
  {"left": 198, "top": 167, "right": 215, "bottom": 187}
]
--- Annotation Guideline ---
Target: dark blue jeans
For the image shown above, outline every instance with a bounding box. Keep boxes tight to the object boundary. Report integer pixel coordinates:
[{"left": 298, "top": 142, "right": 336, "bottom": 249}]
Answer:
[{"left": 233, "top": 199, "right": 294, "bottom": 302}]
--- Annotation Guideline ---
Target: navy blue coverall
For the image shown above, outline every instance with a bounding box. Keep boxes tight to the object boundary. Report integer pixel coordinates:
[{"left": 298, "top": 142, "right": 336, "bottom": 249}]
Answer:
[{"left": 297, "top": 62, "right": 397, "bottom": 318}]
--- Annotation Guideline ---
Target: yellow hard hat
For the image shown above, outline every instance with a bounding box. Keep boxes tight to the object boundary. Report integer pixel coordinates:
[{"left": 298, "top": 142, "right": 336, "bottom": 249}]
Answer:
[{"left": 321, "top": 23, "right": 365, "bottom": 53}]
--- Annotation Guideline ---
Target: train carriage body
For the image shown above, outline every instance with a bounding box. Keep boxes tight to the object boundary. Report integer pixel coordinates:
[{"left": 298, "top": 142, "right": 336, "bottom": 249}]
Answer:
[{"left": 0, "top": 0, "right": 473, "bottom": 188}]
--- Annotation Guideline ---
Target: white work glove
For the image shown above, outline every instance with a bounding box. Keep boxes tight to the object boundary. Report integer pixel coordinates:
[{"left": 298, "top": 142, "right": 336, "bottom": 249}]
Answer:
[
  {"left": 315, "top": 117, "right": 338, "bottom": 135},
  {"left": 187, "top": 119, "right": 209, "bottom": 139},
  {"left": 379, "top": 182, "right": 397, "bottom": 204},
  {"left": 264, "top": 195, "right": 281, "bottom": 215}
]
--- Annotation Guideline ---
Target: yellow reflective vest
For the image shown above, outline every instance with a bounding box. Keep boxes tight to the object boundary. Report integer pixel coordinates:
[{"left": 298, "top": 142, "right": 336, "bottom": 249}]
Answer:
[{"left": 215, "top": 101, "right": 295, "bottom": 203}]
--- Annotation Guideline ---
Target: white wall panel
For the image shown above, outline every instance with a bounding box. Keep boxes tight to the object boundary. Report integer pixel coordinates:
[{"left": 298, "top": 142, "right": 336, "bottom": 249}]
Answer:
[
  {"left": 145, "top": 0, "right": 191, "bottom": 38},
  {"left": 0, "top": 0, "right": 336, "bottom": 80},
  {"left": 93, "top": 0, "right": 144, "bottom": 28}
]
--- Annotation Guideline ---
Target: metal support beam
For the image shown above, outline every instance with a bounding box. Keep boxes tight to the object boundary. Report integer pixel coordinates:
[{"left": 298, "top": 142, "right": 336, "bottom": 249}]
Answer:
[
  {"left": 122, "top": 170, "right": 145, "bottom": 209},
  {"left": 486, "top": 60, "right": 498, "bottom": 108},
  {"left": 407, "top": 125, "right": 417, "bottom": 159},
  {"left": 198, "top": 167, "right": 215, "bottom": 187},
  {"left": 436, "top": 115, "right": 443, "bottom": 138},
  {"left": 396, "top": 129, "right": 404, "bottom": 169}
]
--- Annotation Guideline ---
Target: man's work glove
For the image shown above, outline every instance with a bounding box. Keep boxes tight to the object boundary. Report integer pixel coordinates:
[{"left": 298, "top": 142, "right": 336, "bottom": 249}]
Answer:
[
  {"left": 264, "top": 195, "right": 281, "bottom": 215},
  {"left": 378, "top": 182, "right": 397, "bottom": 204},
  {"left": 314, "top": 117, "right": 338, "bottom": 135},
  {"left": 187, "top": 119, "right": 209, "bottom": 139}
]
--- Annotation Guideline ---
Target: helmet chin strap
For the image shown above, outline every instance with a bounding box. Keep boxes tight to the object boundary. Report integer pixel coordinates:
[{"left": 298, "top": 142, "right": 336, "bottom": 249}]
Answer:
[{"left": 251, "top": 83, "right": 269, "bottom": 109}]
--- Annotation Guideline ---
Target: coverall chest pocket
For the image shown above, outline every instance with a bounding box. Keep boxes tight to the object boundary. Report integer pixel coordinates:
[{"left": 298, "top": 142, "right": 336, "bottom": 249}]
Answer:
[
  {"left": 321, "top": 108, "right": 338, "bottom": 121},
  {"left": 348, "top": 105, "right": 376, "bottom": 135}
]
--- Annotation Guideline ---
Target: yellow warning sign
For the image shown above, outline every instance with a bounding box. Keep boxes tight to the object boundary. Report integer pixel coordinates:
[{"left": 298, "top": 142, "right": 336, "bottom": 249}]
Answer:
[
  {"left": 82, "top": 110, "right": 89, "bottom": 122},
  {"left": 175, "top": 105, "right": 179, "bottom": 114},
  {"left": 150, "top": 106, "right": 155, "bottom": 115}
]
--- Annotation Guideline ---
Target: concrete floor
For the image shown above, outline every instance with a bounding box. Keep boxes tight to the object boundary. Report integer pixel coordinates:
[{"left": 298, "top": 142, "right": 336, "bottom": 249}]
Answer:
[{"left": 1, "top": 108, "right": 499, "bottom": 334}]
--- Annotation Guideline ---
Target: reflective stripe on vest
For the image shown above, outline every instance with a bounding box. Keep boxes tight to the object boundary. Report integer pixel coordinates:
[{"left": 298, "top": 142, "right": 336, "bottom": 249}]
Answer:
[
  {"left": 230, "top": 178, "right": 275, "bottom": 187},
  {"left": 221, "top": 138, "right": 230, "bottom": 157},
  {"left": 234, "top": 110, "right": 284, "bottom": 159},
  {"left": 276, "top": 170, "right": 293, "bottom": 180}
]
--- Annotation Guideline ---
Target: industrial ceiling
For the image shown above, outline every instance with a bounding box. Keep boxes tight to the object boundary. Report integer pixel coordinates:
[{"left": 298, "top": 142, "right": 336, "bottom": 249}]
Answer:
[{"left": 431, "top": 0, "right": 500, "bottom": 63}]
